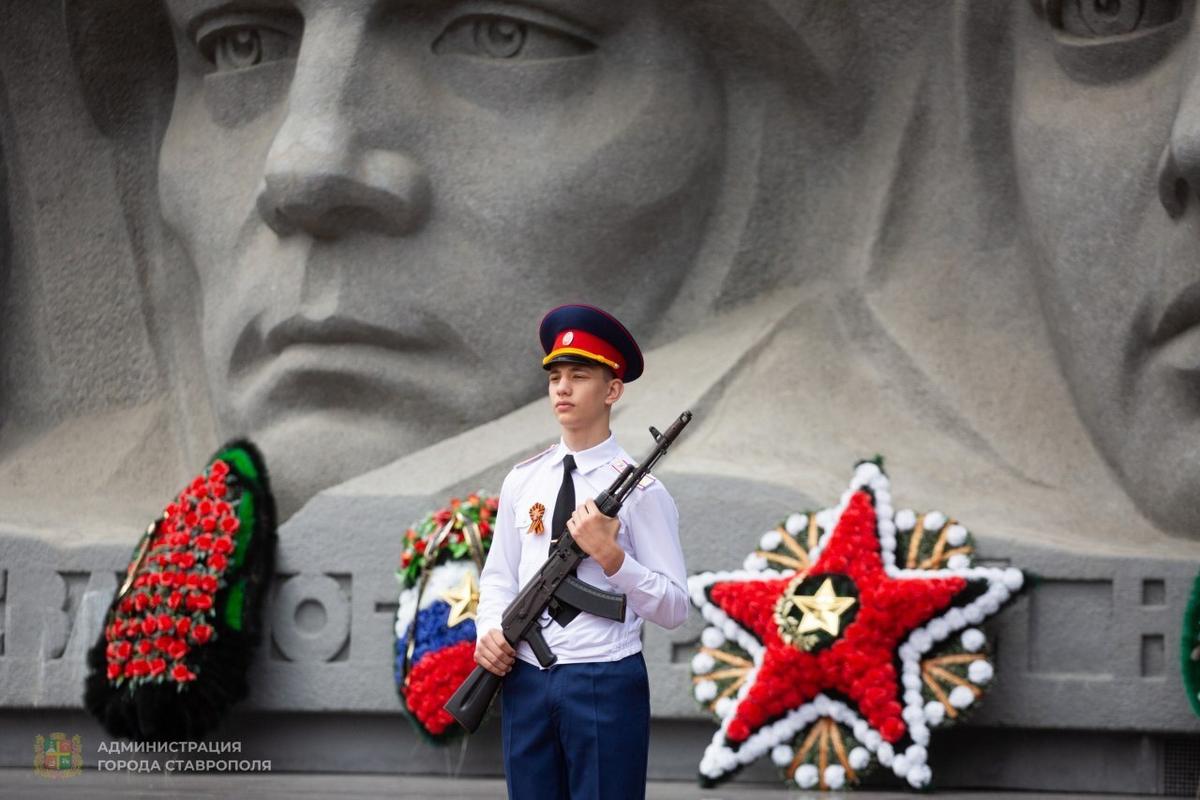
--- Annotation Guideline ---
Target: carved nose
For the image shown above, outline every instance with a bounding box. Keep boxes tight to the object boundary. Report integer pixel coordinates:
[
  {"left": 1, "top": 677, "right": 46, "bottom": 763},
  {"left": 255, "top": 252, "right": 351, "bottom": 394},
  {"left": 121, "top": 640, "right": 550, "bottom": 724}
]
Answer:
[
  {"left": 1159, "top": 78, "right": 1200, "bottom": 220},
  {"left": 256, "top": 144, "right": 431, "bottom": 239}
]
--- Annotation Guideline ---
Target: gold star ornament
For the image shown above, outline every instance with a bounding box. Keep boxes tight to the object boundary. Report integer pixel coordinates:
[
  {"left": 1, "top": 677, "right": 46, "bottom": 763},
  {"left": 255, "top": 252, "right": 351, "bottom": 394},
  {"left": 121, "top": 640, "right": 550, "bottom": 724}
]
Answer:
[
  {"left": 775, "top": 576, "right": 857, "bottom": 651},
  {"left": 441, "top": 572, "right": 480, "bottom": 628}
]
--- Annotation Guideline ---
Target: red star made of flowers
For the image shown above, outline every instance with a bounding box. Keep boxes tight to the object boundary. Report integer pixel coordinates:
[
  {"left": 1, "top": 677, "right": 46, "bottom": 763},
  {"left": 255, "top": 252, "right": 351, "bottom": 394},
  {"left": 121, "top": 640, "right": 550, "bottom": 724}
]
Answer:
[{"left": 688, "top": 460, "right": 1025, "bottom": 790}]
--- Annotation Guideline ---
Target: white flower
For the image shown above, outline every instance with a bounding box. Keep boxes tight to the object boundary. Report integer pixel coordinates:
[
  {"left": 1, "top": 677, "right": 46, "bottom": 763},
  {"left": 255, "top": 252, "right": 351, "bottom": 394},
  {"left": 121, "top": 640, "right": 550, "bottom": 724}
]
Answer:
[
  {"left": 785, "top": 513, "right": 807, "bottom": 535},
  {"left": 963, "top": 605, "right": 985, "bottom": 624},
  {"left": 924, "top": 511, "right": 946, "bottom": 530},
  {"left": 794, "top": 763, "right": 819, "bottom": 789},
  {"left": 1003, "top": 567, "right": 1024, "bottom": 591},
  {"left": 948, "top": 685, "right": 975, "bottom": 709},
  {"left": 760, "top": 530, "right": 782, "bottom": 551},
  {"left": 910, "top": 629, "right": 933, "bottom": 653},
  {"left": 968, "top": 659, "right": 994, "bottom": 685},
  {"left": 857, "top": 462, "right": 881, "bottom": 481},
  {"left": 863, "top": 729, "right": 882, "bottom": 749},
  {"left": 877, "top": 742, "right": 894, "bottom": 766},
  {"left": 902, "top": 672, "right": 921, "bottom": 690},
  {"left": 824, "top": 765, "right": 846, "bottom": 790},
  {"left": 694, "top": 681, "right": 718, "bottom": 702},
  {"left": 905, "top": 744, "right": 927, "bottom": 765},
  {"left": 928, "top": 618, "right": 950, "bottom": 641},
  {"left": 945, "top": 608, "right": 966, "bottom": 629},
  {"left": 904, "top": 690, "right": 923, "bottom": 707},
  {"left": 815, "top": 509, "right": 836, "bottom": 531},
  {"left": 691, "top": 653, "right": 716, "bottom": 675},
  {"left": 979, "top": 595, "right": 1000, "bottom": 614},
  {"left": 948, "top": 554, "right": 971, "bottom": 570},
  {"left": 924, "top": 700, "right": 946, "bottom": 725},
  {"left": 899, "top": 643, "right": 918, "bottom": 662},
  {"left": 876, "top": 504, "right": 894, "bottom": 523},
  {"left": 848, "top": 746, "right": 871, "bottom": 770},
  {"left": 714, "top": 697, "right": 735, "bottom": 718},
  {"left": 722, "top": 619, "right": 741, "bottom": 639},
  {"left": 701, "top": 627, "right": 726, "bottom": 649},
  {"left": 892, "top": 754, "right": 910, "bottom": 777},
  {"left": 895, "top": 509, "right": 916, "bottom": 531},
  {"left": 907, "top": 764, "right": 933, "bottom": 788},
  {"left": 770, "top": 744, "right": 794, "bottom": 767},
  {"left": 961, "top": 628, "right": 986, "bottom": 652},
  {"left": 911, "top": 724, "right": 930, "bottom": 745},
  {"left": 945, "top": 524, "right": 968, "bottom": 546},
  {"left": 902, "top": 705, "right": 924, "bottom": 725},
  {"left": 743, "top": 552, "right": 768, "bottom": 572}
]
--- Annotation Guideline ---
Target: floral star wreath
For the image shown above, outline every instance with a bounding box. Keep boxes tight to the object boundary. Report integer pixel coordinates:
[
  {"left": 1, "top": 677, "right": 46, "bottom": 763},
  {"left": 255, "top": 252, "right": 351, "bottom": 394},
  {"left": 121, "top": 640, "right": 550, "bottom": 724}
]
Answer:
[
  {"left": 394, "top": 493, "right": 497, "bottom": 742},
  {"left": 687, "top": 459, "right": 1026, "bottom": 791}
]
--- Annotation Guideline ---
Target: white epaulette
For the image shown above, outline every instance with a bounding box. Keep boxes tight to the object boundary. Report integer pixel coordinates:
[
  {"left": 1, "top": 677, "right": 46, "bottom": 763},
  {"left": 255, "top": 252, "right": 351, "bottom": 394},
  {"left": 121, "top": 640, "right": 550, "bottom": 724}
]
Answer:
[
  {"left": 513, "top": 443, "right": 556, "bottom": 470},
  {"left": 609, "top": 458, "right": 657, "bottom": 490}
]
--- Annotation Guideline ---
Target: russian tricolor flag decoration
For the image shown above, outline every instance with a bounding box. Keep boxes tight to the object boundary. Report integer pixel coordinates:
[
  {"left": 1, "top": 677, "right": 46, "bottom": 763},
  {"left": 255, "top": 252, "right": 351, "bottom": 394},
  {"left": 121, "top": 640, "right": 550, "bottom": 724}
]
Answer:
[{"left": 394, "top": 494, "right": 497, "bottom": 741}]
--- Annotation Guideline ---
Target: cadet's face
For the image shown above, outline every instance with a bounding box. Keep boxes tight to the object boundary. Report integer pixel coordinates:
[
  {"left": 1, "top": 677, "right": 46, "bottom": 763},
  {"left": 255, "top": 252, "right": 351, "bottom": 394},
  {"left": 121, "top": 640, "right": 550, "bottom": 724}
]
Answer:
[
  {"left": 547, "top": 363, "right": 616, "bottom": 429},
  {"left": 1013, "top": 1, "right": 1200, "bottom": 535},
  {"left": 158, "top": 0, "right": 723, "bottom": 505}
]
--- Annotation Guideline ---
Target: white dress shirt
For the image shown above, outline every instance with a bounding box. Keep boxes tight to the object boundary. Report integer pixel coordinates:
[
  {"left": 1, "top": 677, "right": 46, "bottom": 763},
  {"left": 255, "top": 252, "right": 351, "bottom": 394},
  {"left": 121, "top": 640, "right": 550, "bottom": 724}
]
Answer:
[{"left": 476, "top": 433, "right": 689, "bottom": 667}]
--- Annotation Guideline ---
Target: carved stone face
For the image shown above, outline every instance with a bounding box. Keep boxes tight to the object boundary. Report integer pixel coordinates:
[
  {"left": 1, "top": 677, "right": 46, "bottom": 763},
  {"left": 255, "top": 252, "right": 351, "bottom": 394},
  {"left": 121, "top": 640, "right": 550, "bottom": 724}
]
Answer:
[
  {"left": 158, "top": 0, "right": 723, "bottom": 513},
  {"left": 1012, "top": 1, "right": 1200, "bottom": 535}
]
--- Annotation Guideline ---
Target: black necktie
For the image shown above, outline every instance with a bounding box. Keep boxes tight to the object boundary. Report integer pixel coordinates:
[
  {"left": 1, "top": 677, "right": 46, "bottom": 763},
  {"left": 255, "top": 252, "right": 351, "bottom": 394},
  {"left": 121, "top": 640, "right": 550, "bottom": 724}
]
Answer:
[{"left": 551, "top": 455, "right": 576, "bottom": 546}]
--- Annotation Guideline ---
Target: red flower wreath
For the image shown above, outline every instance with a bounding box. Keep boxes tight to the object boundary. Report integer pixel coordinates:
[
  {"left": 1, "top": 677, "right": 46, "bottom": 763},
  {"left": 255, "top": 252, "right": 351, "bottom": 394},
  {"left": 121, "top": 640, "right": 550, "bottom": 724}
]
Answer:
[{"left": 103, "top": 459, "right": 242, "bottom": 688}]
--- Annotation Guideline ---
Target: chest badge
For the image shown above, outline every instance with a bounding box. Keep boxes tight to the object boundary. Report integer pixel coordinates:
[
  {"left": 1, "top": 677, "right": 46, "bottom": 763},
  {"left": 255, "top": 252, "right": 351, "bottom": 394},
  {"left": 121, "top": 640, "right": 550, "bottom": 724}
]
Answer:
[{"left": 528, "top": 502, "right": 546, "bottom": 534}]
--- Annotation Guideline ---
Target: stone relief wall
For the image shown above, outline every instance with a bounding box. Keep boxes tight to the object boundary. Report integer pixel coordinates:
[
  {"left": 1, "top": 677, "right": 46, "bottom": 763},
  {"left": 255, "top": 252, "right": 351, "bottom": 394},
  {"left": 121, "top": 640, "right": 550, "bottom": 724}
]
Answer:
[{"left": 0, "top": 0, "right": 1198, "bottom": 789}]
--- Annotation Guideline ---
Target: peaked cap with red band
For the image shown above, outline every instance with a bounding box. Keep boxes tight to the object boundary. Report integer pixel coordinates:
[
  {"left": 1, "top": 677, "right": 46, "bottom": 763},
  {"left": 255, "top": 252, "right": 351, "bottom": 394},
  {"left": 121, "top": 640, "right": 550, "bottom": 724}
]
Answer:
[{"left": 539, "top": 304, "right": 644, "bottom": 382}]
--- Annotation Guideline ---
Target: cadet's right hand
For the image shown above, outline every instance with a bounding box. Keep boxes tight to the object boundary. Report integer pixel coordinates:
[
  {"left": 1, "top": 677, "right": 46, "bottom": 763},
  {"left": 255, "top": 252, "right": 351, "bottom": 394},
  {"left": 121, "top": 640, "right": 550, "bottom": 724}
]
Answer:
[{"left": 475, "top": 628, "right": 516, "bottom": 676}]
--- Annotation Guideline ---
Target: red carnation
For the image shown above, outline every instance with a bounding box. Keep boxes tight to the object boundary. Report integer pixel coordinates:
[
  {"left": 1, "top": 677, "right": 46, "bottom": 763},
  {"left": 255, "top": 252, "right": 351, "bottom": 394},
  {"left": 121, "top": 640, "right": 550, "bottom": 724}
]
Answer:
[
  {"left": 210, "top": 459, "right": 229, "bottom": 478},
  {"left": 168, "top": 640, "right": 189, "bottom": 660},
  {"left": 141, "top": 616, "right": 158, "bottom": 636},
  {"left": 189, "top": 592, "right": 213, "bottom": 612},
  {"left": 185, "top": 511, "right": 200, "bottom": 528},
  {"left": 106, "top": 662, "right": 121, "bottom": 680},
  {"left": 171, "top": 664, "right": 196, "bottom": 682},
  {"left": 211, "top": 483, "right": 228, "bottom": 499},
  {"left": 209, "top": 553, "right": 228, "bottom": 571},
  {"left": 881, "top": 717, "right": 905, "bottom": 742},
  {"left": 195, "top": 533, "right": 213, "bottom": 550},
  {"left": 199, "top": 575, "right": 218, "bottom": 594},
  {"left": 213, "top": 535, "right": 234, "bottom": 554},
  {"left": 414, "top": 539, "right": 426, "bottom": 554},
  {"left": 149, "top": 657, "right": 167, "bottom": 677},
  {"left": 191, "top": 624, "right": 213, "bottom": 645},
  {"left": 175, "top": 617, "right": 192, "bottom": 636},
  {"left": 129, "top": 659, "right": 151, "bottom": 677},
  {"left": 219, "top": 516, "right": 239, "bottom": 534},
  {"left": 167, "top": 591, "right": 183, "bottom": 610},
  {"left": 201, "top": 517, "right": 217, "bottom": 533}
]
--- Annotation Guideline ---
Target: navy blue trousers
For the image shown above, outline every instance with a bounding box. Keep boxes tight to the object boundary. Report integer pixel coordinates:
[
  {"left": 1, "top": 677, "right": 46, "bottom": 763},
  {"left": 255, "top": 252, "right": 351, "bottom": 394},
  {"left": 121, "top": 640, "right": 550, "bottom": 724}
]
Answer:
[{"left": 500, "top": 653, "right": 650, "bottom": 800}]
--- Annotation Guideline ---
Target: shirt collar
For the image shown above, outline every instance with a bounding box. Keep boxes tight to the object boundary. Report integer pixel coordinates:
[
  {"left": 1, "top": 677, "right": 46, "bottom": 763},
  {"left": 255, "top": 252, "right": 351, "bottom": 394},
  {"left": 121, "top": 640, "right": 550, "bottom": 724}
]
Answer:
[{"left": 552, "top": 433, "right": 619, "bottom": 475}]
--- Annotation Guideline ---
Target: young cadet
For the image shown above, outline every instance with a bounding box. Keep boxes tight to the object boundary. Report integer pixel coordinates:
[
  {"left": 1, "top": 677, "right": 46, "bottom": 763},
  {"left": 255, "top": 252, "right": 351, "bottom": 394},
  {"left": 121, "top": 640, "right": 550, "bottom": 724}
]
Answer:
[{"left": 474, "top": 304, "right": 689, "bottom": 800}]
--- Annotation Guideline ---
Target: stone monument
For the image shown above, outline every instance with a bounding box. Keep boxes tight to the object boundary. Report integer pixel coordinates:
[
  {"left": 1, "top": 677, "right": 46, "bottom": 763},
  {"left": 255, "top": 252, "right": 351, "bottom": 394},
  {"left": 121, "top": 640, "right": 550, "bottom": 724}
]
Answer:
[{"left": 0, "top": 0, "right": 1196, "bottom": 794}]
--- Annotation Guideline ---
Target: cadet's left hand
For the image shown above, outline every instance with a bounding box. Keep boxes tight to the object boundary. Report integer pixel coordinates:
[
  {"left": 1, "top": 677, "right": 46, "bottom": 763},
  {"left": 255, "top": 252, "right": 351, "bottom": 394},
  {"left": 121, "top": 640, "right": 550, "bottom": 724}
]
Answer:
[{"left": 567, "top": 499, "right": 624, "bottom": 576}]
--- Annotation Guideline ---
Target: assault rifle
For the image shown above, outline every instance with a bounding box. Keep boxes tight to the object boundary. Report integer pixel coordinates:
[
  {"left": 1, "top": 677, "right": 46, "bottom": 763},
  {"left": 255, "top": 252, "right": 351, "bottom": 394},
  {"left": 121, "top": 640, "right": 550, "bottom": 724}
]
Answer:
[{"left": 444, "top": 410, "right": 693, "bottom": 733}]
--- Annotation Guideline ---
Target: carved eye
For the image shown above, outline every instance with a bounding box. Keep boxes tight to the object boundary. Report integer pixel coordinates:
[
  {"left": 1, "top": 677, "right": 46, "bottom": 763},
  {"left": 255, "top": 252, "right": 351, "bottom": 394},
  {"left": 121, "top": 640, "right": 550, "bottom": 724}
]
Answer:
[
  {"left": 433, "top": 14, "right": 594, "bottom": 60},
  {"left": 197, "top": 22, "right": 298, "bottom": 72},
  {"left": 1050, "top": 0, "right": 1182, "bottom": 37}
]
